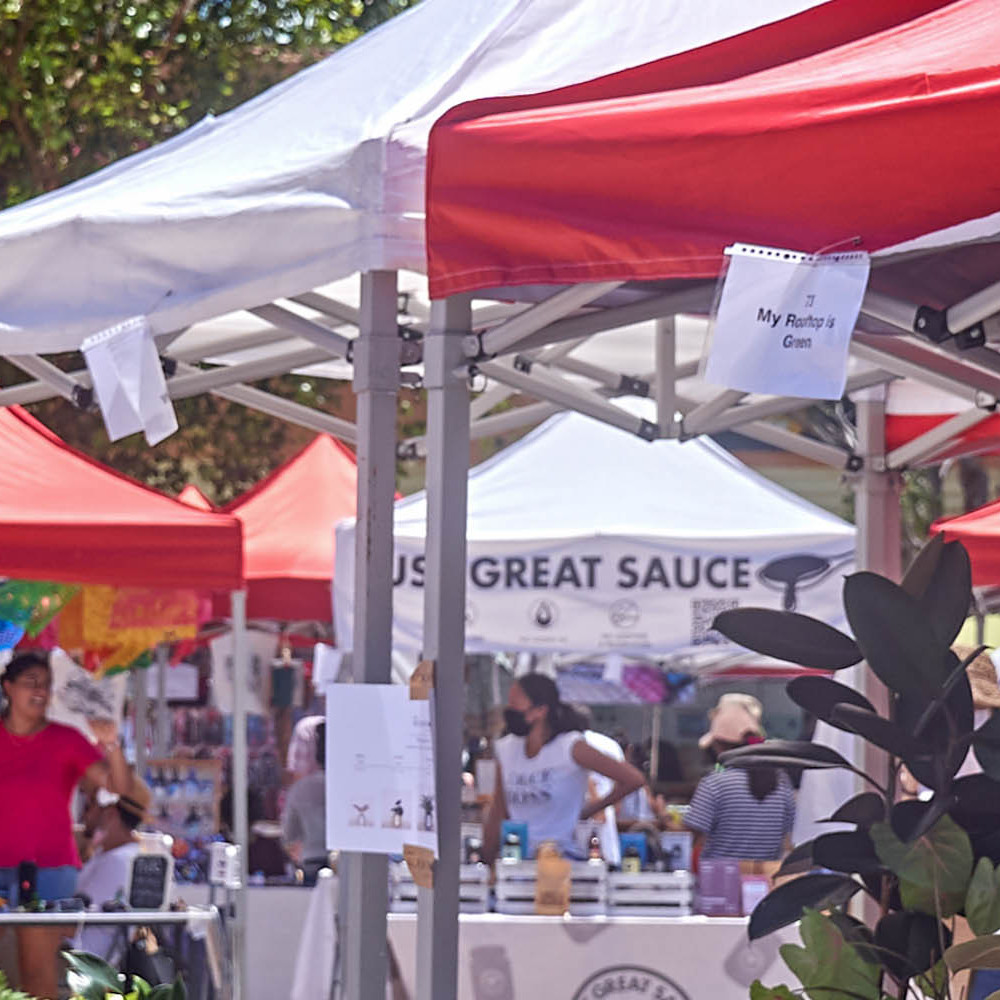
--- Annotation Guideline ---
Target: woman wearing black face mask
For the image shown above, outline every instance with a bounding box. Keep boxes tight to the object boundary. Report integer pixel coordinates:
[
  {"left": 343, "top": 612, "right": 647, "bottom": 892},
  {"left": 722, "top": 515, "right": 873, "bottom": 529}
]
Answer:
[{"left": 483, "top": 674, "right": 643, "bottom": 863}]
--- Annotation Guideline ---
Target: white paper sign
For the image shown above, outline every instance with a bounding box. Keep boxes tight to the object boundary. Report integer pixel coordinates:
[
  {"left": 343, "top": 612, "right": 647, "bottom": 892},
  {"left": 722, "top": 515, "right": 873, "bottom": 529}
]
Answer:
[
  {"left": 704, "top": 244, "right": 870, "bottom": 399},
  {"left": 82, "top": 315, "right": 178, "bottom": 445},
  {"left": 326, "top": 684, "right": 437, "bottom": 857}
]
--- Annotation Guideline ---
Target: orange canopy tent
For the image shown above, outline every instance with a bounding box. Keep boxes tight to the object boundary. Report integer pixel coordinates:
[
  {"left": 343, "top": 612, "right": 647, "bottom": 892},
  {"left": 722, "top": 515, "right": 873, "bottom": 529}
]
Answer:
[
  {"left": 0, "top": 407, "right": 242, "bottom": 590},
  {"left": 223, "top": 435, "right": 357, "bottom": 622}
]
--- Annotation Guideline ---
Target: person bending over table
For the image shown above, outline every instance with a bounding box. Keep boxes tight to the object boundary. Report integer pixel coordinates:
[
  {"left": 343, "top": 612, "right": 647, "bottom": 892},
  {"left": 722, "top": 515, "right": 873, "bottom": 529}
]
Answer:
[
  {"left": 483, "top": 675, "right": 643, "bottom": 862},
  {"left": 684, "top": 693, "right": 794, "bottom": 861},
  {"left": 0, "top": 650, "right": 131, "bottom": 999}
]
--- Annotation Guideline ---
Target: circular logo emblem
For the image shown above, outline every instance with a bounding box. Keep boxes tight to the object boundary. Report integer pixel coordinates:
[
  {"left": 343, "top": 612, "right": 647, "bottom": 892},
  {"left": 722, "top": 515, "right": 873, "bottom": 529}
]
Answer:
[
  {"left": 572, "top": 966, "right": 691, "bottom": 1000},
  {"left": 608, "top": 599, "right": 641, "bottom": 629},
  {"left": 528, "top": 598, "right": 558, "bottom": 629}
]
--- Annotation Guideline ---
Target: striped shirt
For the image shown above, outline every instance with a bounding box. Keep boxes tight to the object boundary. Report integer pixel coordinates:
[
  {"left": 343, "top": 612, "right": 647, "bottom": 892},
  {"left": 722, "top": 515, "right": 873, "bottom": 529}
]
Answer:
[{"left": 685, "top": 768, "right": 795, "bottom": 860}]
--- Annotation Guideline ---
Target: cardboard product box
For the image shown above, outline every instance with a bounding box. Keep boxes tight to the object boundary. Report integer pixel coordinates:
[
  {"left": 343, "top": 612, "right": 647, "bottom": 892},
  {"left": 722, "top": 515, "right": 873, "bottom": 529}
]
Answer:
[{"left": 697, "top": 858, "right": 741, "bottom": 916}]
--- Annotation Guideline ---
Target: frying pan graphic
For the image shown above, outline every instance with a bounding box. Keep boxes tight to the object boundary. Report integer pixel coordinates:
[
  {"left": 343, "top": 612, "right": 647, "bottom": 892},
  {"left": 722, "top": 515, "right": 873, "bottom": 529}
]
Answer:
[{"left": 758, "top": 552, "right": 854, "bottom": 611}]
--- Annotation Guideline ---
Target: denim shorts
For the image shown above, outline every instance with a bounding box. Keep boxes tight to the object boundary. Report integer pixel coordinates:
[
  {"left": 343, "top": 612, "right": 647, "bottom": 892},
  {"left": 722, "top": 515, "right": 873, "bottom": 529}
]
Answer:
[{"left": 0, "top": 865, "right": 78, "bottom": 907}]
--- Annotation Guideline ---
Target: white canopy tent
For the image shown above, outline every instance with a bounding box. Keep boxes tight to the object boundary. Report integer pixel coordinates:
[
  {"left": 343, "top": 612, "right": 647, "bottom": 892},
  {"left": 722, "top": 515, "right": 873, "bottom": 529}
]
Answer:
[{"left": 335, "top": 403, "right": 855, "bottom": 657}]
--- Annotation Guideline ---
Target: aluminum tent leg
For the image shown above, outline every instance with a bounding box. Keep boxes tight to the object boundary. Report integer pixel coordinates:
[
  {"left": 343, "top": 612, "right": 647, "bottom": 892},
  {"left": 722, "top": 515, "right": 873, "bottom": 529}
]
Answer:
[
  {"left": 417, "top": 295, "right": 472, "bottom": 1000},
  {"left": 340, "top": 270, "right": 400, "bottom": 1000},
  {"left": 132, "top": 667, "right": 148, "bottom": 774},
  {"left": 230, "top": 589, "right": 249, "bottom": 1000},
  {"left": 155, "top": 644, "right": 169, "bottom": 758},
  {"left": 854, "top": 387, "right": 901, "bottom": 786}
]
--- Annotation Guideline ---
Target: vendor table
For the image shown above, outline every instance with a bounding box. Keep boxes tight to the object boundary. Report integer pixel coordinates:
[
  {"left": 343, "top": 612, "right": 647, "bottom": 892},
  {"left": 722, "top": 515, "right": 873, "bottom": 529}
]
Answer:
[
  {"left": 182, "top": 885, "right": 795, "bottom": 1000},
  {"left": 388, "top": 913, "right": 796, "bottom": 1000}
]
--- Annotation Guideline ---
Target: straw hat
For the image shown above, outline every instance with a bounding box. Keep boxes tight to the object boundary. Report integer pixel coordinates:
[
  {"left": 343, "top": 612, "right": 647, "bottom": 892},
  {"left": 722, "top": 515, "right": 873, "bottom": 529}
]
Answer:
[
  {"left": 954, "top": 645, "right": 1000, "bottom": 710},
  {"left": 699, "top": 693, "right": 765, "bottom": 749}
]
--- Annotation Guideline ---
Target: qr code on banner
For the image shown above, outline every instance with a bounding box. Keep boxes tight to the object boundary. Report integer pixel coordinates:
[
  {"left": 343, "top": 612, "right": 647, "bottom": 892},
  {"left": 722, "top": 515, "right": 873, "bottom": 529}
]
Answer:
[{"left": 691, "top": 599, "right": 739, "bottom": 645}]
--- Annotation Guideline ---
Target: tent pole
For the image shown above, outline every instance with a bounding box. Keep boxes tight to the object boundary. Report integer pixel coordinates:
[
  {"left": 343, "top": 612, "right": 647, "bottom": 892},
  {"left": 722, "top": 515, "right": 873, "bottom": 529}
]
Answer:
[
  {"left": 340, "top": 270, "right": 400, "bottom": 1000},
  {"left": 230, "top": 589, "right": 249, "bottom": 1000},
  {"left": 155, "top": 644, "right": 169, "bottom": 758},
  {"left": 650, "top": 703, "right": 662, "bottom": 784},
  {"left": 417, "top": 294, "right": 472, "bottom": 1000},
  {"left": 854, "top": 387, "right": 901, "bottom": 787},
  {"left": 133, "top": 666, "right": 147, "bottom": 775},
  {"left": 655, "top": 317, "right": 678, "bottom": 438}
]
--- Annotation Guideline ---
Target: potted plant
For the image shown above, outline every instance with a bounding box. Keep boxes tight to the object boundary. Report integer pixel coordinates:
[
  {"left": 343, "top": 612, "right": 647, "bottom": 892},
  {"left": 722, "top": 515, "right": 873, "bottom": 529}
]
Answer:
[
  {"left": 711, "top": 535, "right": 1000, "bottom": 1000},
  {"left": 62, "top": 950, "right": 186, "bottom": 1000}
]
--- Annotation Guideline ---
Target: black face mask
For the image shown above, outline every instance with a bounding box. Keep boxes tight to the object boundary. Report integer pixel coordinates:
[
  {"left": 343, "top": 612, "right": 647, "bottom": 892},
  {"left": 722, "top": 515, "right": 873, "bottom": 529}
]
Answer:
[{"left": 504, "top": 708, "right": 530, "bottom": 737}]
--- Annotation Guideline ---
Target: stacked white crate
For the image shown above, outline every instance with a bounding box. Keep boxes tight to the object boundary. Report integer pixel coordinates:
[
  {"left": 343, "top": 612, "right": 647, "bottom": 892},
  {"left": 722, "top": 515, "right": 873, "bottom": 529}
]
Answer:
[
  {"left": 607, "top": 870, "right": 695, "bottom": 917},
  {"left": 390, "top": 862, "right": 490, "bottom": 914},
  {"left": 494, "top": 860, "right": 607, "bottom": 916}
]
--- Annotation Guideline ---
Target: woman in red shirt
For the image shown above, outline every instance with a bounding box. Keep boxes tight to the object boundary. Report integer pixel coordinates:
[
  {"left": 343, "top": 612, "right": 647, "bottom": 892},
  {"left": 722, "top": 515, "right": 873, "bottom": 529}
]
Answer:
[{"left": 0, "top": 650, "right": 130, "bottom": 998}]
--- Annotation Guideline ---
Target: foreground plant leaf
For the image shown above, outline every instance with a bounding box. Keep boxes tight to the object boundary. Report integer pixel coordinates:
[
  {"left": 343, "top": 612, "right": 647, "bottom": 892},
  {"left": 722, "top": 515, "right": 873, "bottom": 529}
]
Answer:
[
  {"left": 749, "top": 874, "right": 862, "bottom": 940},
  {"left": 749, "top": 981, "right": 797, "bottom": 1000},
  {"left": 787, "top": 676, "right": 876, "bottom": 733},
  {"left": 711, "top": 607, "right": 862, "bottom": 670},
  {"left": 874, "top": 911, "right": 952, "bottom": 985},
  {"left": 965, "top": 856, "right": 1000, "bottom": 936},
  {"left": 824, "top": 792, "right": 885, "bottom": 828},
  {"left": 870, "top": 815, "right": 972, "bottom": 917},
  {"left": 843, "top": 572, "right": 953, "bottom": 695},
  {"left": 944, "top": 934, "right": 1000, "bottom": 972},
  {"left": 779, "top": 909, "right": 880, "bottom": 1000}
]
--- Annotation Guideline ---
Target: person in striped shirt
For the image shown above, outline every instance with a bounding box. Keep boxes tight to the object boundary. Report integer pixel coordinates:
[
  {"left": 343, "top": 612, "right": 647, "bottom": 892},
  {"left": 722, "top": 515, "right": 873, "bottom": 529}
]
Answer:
[{"left": 684, "top": 694, "right": 795, "bottom": 860}]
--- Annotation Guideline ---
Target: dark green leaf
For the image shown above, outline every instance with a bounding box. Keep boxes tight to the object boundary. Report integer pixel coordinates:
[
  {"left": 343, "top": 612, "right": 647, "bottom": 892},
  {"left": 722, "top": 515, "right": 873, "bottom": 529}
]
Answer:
[
  {"left": 871, "top": 815, "right": 972, "bottom": 917},
  {"left": 787, "top": 676, "right": 876, "bottom": 733},
  {"left": 915, "top": 540, "right": 972, "bottom": 646},
  {"left": 827, "top": 911, "right": 880, "bottom": 968},
  {"left": 830, "top": 705, "right": 915, "bottom": 759},
  {"left": 874, "top": 911, "right": 951, "bottom": 983},
  {"left": 973, "top": 709, "right": 1000, "bottom": 780},
  {"left": 711, "top": 607, "right": 862, "bottom": 670},
  {"left": 901, "top": 532, "right": 946, "bottom": 600},
  {"left": 779, "top": 909, "right": 880, "bottom": 1000},
  {"left": 776, "top": 839, "right": 816, "bottom": 876},
  {"left": 890, "top": 795, "right": 955, "bottom": 844},
  {"left": 812, "top": 831, "right": 883, "bottom": 875},
  {"left": 720, "top": 740, "right": 853, "bottom": 769},
  {"left": 965, "top": 857, "right": 1000, "bottom": 936},
  {"left": 748, "top": 874, "right": 862, "bottom": 940},
  {"left": 944, "top": 934, "right": 1000, "bottom": 972},
  {"left": 843, "top": 572, "right": 953, "bottom": 695},
  {"left": 825, "top": 792, "right": 885, "bottom": 828}
]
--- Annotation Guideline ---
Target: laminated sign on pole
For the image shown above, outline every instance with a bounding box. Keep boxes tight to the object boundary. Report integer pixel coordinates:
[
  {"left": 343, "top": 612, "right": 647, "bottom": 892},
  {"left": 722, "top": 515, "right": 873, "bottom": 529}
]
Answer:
[{"left": 704, "top": 244, "right": 870, "bottom": 400}]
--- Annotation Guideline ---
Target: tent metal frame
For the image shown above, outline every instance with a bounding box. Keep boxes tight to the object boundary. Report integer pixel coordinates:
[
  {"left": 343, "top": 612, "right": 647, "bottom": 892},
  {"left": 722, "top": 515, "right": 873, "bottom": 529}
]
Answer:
[{"left": 5, "top": 260, "right": 1000, "bottom": 1000}]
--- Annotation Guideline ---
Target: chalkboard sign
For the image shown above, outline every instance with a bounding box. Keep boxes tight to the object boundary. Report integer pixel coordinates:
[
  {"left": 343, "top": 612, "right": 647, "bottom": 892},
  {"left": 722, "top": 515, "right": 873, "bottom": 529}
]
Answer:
[{"left": 128, "top": 854, "right": 172, "bottom": 911}]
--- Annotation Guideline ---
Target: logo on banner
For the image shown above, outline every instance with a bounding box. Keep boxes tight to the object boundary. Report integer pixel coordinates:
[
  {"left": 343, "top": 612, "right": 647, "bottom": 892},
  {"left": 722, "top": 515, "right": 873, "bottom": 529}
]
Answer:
[
  {"left": 529, "top": 599, "right": 558, "bottom": 629},
  {"left": 608, "top": 599, "right": 641, "bottom": 629},
  {"left": 572, "top": 966, "right": 691, "bottom": 1000}
]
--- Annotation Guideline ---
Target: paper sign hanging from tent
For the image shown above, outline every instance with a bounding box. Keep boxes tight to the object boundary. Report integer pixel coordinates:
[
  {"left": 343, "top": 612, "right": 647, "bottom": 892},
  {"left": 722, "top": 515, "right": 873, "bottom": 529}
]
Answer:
[
  {"left": 326, "top": 683, "right": 437, "bottom": 857},
  {"left": 703, "top": 244, "right": 870, "bottom": 399},
  {"left": 82, "top": 315, "right": 178, "bottom": 445}
]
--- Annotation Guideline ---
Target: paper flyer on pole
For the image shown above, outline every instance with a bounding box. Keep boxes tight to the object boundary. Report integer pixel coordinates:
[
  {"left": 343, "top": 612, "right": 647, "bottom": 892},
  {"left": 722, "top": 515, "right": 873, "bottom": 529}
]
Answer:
[
  {"left": 326, "top": 683, "right": 438, "bottom": 857},
  {"left": 704, "top": 243, "right": 870, "bottom": 399}
]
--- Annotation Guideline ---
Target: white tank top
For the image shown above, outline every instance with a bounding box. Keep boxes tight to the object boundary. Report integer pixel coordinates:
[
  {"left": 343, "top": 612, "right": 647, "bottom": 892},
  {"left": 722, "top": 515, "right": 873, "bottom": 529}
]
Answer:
[{"left": 495, "top": 731, "right": 588, "bottom": 858}]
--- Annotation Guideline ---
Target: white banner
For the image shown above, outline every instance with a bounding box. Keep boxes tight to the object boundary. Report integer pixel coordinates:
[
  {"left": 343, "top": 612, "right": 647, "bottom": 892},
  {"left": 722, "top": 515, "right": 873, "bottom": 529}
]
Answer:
[
  {"left": 326, "top": 684, "right": 438, "bottom": 856},
  {"left": 337, "top": 534, "right": 854, "bottom": 658},
  {"left": 704, "top": 243, "right": 870, "bottom": 399}
]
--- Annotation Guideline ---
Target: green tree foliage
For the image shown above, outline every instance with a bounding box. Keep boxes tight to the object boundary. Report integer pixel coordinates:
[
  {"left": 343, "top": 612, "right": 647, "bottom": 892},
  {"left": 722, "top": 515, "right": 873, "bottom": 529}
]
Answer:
[
  {"left": 0, "top": 0, "right": 418, "bottom": 204},
  {"left": 0, "top": 1, "right": 419, "bottom": 496}
]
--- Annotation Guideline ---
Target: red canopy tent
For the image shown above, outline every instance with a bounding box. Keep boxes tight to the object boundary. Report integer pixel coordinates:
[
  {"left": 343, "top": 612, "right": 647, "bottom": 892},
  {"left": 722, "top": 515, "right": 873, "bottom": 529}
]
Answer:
[
  {"left": 222, "top": 435, "right": 357, "bottom": 622},
  {"left": 426, "top": 0, "right": 1000, "bottom": 298},
  {"left": 0, "top": 406, "right": 242, "bottom": 590},
  {"left": 933, "top": 504, "right": 1000, "bottom": 586},
  {"left": 177, "top": 484, "right": 215, "bottom": 512}
]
